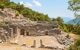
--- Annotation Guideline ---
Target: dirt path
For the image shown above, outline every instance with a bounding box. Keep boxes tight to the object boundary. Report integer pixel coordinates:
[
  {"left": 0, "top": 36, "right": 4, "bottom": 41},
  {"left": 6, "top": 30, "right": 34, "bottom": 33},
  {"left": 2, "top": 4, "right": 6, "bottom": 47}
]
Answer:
[
  {"left": 0, "top": 42, "right": 52, "bottom": 50},
  {"left": 0, "top": 35, "right": 73, "bottom": 50},
  {"left": 15, "top": 36, "right": 64, "bottom": 48},
  {"left": 69, "top": 33, "right": 79, "bottom": 40}
]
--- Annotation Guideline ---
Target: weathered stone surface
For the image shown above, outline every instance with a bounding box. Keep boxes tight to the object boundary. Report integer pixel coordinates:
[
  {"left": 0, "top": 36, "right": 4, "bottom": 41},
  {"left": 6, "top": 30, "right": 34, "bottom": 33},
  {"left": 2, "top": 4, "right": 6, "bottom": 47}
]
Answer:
[{"left": 0, "top": 8, "right": 74, "bottom": 50}]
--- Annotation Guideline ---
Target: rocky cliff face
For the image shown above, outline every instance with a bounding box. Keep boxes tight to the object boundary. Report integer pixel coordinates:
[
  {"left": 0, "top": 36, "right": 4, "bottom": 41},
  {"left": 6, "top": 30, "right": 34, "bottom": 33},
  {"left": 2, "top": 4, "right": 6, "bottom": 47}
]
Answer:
[
  {"left": 0, "top": 8, "right": 29, "bottom": 22},
  {"left": 0, "top": 8, "right": 74, "bottom": 50}
]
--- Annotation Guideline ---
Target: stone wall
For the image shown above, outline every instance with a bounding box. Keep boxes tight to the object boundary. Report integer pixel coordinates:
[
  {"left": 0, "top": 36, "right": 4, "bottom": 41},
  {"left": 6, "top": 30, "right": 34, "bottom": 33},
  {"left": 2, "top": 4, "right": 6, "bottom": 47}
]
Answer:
[{"left": 0, "top": 8, "right": 60, "bottom": 42}]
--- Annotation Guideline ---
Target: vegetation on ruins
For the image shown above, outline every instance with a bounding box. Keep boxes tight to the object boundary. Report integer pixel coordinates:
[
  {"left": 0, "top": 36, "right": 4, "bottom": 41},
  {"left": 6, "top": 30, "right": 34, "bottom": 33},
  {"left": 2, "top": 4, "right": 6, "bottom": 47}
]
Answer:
[{"left": 68, "top": 38, "right": 80, "bottom": 50}]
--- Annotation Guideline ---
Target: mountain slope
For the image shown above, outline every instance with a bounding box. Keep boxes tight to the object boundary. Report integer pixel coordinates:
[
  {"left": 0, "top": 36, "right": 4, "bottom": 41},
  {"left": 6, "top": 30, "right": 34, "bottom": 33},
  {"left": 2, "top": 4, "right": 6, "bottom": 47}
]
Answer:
[
  {"left": 67, "top": 18, "right": 80, "bottom": 24},
  {"left": 62, "top": 17, "right": 72, "bottom": 23}
]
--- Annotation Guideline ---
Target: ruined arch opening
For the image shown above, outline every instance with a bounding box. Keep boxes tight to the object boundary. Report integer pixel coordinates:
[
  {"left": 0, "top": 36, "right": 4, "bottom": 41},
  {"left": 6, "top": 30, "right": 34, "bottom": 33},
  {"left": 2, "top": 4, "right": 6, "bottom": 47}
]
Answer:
[
  {"left": 26, "top": 31, "right": 29, "bottom": 36},
  {"left": 20, "top": 29, "right": 25, "bottom": 35},
  {"left": 20, "top": 29, "right": 30, "bottom": 36},
  {"left": 45, "top": 31, "right": 48, "bottom": 35}
]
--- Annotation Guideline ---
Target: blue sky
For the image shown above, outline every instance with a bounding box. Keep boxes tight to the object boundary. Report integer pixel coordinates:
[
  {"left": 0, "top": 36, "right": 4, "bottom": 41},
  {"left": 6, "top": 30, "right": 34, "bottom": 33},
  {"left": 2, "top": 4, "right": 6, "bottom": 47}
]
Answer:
[{"left": 10, "top": 0, "right": 75, "bottom": 22}]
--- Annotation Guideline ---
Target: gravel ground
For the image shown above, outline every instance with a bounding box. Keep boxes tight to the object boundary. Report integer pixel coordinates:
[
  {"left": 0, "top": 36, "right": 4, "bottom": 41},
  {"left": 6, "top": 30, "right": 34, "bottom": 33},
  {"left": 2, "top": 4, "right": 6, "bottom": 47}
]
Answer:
[{"left": 0, "top": 36, "right": 71, "bottom": 50}]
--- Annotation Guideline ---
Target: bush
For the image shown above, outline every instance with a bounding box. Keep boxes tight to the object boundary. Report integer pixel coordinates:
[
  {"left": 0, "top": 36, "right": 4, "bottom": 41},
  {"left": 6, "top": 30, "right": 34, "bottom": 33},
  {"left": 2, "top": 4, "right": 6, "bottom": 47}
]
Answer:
[{"left": 68, "top": 38, "right": 80, "bottom": 50}]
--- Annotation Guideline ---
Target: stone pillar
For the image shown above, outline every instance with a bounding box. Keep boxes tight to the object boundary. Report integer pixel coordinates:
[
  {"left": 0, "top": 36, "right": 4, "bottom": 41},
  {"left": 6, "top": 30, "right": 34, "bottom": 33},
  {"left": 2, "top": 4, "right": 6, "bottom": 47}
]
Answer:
[
  {"left": 14, "top": 26, "right": 20, "bottom": 43},
  {"left": 9, "top": 28, "right": 13, "bottom": 38},
  {"left": 31, "top": 40, "right": 36, "bottom": 48},
  {"left": 24, "top": 30, "right": 26, "bottom": 36},
  {"left": 0, "top": 28, "right": 6, "bottom": 42},
  {"left": 40, "top": 39, "right": 44, "bottom": 48},
  {"left": 16, "top": 27, "right": 20, "bottom": 36},
  {"left": 0, "top": 28, "right": 8, "bottom": 42}
]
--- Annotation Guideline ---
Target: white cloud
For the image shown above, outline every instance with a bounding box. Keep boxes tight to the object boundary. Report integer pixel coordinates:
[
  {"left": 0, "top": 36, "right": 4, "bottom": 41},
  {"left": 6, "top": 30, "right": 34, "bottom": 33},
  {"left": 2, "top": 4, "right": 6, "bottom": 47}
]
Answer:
[
  {"left": 33, "top": 0, "right": 42, "bottom": 7},
  {"left": 20, "top": 1, "right": 33, "bottom": 7},
  {"left": 20, "top": 1, "right": 24, "bottom": 5},
  {"left": 19, "top": 0, "right": 42, "bottom": 7},
  {"left": 25, "top": 2, "right": 33, "bottom": 7}
]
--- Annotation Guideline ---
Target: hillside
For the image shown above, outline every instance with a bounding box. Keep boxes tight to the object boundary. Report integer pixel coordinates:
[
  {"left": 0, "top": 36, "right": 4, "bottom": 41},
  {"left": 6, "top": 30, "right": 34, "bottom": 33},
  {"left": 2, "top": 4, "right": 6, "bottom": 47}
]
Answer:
[
  {"left": 67, "top": 18, "right": 80, "bottom": 24},
  {"left": 0, "top": 0, "right": 51, "bottom": 22},
  {"left": 0, "top": 4, "right": 74, "bottom": 50}
]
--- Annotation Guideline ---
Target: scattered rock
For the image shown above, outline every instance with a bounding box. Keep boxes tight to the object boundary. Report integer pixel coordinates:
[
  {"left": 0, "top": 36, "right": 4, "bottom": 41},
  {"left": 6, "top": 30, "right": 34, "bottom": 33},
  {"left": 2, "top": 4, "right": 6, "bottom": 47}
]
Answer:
[{"left": 21, "top": 44, "right": 26, "bottom": 47}]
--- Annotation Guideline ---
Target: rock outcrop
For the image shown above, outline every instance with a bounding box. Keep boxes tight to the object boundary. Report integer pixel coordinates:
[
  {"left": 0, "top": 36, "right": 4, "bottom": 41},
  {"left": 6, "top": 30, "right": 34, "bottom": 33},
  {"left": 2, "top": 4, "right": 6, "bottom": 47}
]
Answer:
[{"left": 0, "top": 8, "right": 74, "bottom": 50}]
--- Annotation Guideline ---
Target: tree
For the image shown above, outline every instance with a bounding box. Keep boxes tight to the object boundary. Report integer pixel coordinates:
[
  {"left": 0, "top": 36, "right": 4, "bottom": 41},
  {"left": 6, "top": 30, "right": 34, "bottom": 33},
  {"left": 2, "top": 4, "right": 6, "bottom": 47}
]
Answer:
[
  {"left": 56, "top": 17, "right": 63, "bottom": 22},
  {"left": 52, "top": 17, "right": 63, "bottom": 24},
  {"left": 68, "top": 0, "right": 80, "bottom": 18},
  {"left": 52, "top": 17, "right": 64, "bottom": 30}
]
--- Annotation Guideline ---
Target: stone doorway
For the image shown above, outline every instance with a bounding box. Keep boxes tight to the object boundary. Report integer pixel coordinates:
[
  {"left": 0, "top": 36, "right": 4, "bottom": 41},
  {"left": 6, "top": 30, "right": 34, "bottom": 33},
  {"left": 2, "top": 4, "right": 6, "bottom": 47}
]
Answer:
[
  {"left": 20, "top": 29, "right": 25, "bottom": 35},
  {"left": 26, "top": 32, "right": 29, "bottom": 36},
  {"left": 20, "top": 29, "right": 30, "bottom": 36}
]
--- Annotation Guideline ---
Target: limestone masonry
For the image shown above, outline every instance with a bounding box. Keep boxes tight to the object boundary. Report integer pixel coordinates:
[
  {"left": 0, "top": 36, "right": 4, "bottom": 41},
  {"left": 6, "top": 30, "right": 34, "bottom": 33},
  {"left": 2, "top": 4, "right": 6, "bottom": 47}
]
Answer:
[{"left": 0, "top": 8, "right": 73, "bottom": 50}]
